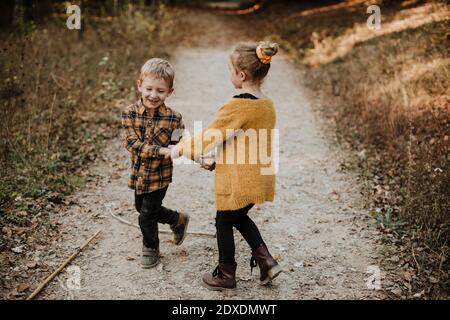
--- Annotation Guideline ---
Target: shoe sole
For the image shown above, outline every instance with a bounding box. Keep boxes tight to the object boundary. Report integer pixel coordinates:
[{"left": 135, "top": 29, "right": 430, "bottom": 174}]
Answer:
[
  {"left": 260, "top": 264, "right": 283, "bottom": 285},
  {"left": 175, "top": 214, "right": 190, "bottom": 246},
  {"left": 201, "top": 279, "right": 236, "bottom": 292}
]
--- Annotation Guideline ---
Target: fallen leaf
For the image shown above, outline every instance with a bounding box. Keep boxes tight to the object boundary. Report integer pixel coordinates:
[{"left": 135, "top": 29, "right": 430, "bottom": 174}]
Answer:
[
  {"left": 179, "top": 250, "right": 189, "bottom": 257},
  {"left": 11, "top": 246, "right": 25, "bottom": 254},
  {"left": 17, "top": 283, "right": 29, "bottom": 293},
  {"left": 401, "top": 270, "right": 413, "bottom": 282},
  {"left": 413, "top": 290, "right": 425, "bottom": 298},
  {"left": 403, "top": 281, "right": 412, "bottom": 290},
  {"left": 390, "top": 287, "right": 403, "bottom": 296},
  {"left": 9, "top": 290, "right": 21, "bottom": 298},
  {"left": 239, "top": 276, "right": 251, "bottom": 281},
  {"left": 429, "top": 276, "right": 439, "bottom": 284},
  {"left": 389, "top": 255, "right": 400, "bottom": 263}
]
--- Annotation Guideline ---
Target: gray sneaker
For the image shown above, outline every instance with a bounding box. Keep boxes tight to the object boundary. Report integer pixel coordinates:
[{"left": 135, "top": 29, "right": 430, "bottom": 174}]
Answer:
[{"left": 141, "top": 246, "right": 159, "bottom": 269}]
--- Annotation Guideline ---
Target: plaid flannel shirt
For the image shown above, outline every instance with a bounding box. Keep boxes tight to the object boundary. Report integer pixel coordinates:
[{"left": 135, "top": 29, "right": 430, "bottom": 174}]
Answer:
[{"left": 121, "top": 99, "right": 184, "bottom": 194}]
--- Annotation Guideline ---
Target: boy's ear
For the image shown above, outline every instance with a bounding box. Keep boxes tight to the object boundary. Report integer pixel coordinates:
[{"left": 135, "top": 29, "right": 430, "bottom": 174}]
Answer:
[
  {"left": 136, "top": 79, "right": 142, "bottom": 92},
  {"left": 168, "top": 87, "right": 174, "bottom": 96}
]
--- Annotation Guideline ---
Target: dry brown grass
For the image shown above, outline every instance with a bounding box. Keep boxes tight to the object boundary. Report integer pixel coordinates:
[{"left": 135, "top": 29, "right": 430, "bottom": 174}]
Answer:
[
  {"left": 0, "top": 3, "right": 179, "bottom": 297},
  {"left": 249, "top": 0, "right": 449, "bottom": 298}
]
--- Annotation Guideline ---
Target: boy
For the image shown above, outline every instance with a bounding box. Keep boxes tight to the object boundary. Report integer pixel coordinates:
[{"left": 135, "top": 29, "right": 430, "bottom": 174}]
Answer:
[{"left": 121, "top": 58, "right": 189, "bottom": 268}]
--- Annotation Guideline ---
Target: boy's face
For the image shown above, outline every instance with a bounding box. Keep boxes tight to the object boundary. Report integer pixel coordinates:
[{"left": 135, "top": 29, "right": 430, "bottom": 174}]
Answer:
[
  {"left": 137, "top": 74, "right": 173, "bottom": 110},
  {"left": 228, "top": 59, "right": 246, "bottom": 89}
]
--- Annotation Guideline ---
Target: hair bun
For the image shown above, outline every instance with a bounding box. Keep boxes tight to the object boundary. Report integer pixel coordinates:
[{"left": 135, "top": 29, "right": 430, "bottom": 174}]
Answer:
[{"left": 258, "top": 41, "right": 279, "bottom": 57}]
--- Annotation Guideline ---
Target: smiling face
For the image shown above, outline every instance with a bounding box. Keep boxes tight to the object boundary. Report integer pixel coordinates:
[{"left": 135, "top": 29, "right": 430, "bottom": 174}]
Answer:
[{"left": 137, "top": 74, "right": 173, "bottom": 110}]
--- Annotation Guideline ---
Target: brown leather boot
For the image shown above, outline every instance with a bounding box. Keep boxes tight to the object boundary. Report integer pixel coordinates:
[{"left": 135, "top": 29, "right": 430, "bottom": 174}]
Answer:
[
  {"left": 170, "top": 211, "right": 190, "bottom": 246},
  {"left": 250, "top": 243, "right": 282, "bottom": 285},
  {"left": 201, "top": 262, "right": 237, "bottom": 291}
]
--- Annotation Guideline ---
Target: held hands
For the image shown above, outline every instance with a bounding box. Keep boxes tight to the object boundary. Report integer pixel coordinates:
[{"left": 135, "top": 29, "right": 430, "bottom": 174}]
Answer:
[
  {"left": 168, "top": 144, "right": 181, "bottom": 159},
  {"left": 159, "top": 145, "right": 181, "bottom": 160},
  {"left": 199, "top": 154, "right": 216, "bottom": 171},
  {"left": 154, "top": 144, "right": 182, "bottom": 161},
  {"left": 164, "top": 144, "right": 215, "bottom": 171}
]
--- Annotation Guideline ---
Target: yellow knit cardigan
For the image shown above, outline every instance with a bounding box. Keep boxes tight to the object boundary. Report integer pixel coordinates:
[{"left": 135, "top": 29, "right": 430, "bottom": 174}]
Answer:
[{"left": 179, "top": 97, "right": 277, "bottom": 211}]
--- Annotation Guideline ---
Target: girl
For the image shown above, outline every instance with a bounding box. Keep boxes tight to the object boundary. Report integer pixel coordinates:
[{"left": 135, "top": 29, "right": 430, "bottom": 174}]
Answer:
[{"left": 170, "top": 41, "right": 281, "bottom": 291}]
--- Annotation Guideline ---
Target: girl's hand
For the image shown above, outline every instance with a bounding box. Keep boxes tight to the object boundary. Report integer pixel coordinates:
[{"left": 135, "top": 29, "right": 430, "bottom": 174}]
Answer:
[
  {"left": 169, "top": 144, "right": 181, "bottom": 159},
  {"left": 158, "top": 147, "right": 171, "bottom": 159},
  {"left": 200, "top": 155, "right": 216, "bottom": 171}
]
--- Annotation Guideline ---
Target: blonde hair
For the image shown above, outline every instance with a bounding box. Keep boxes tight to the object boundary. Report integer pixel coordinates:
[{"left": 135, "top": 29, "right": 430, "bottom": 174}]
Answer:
[
  {"left": 230, "top": 41, "right": 279, "bottom": 83},
  {"left": 140, "top": 58, "right": 175, "bottom": 88}
]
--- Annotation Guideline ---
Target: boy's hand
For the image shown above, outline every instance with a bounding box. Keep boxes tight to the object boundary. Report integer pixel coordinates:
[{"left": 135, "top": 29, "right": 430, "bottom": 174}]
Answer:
[{"left": 158, "top": 147, "right": 171, "bottom": 159}]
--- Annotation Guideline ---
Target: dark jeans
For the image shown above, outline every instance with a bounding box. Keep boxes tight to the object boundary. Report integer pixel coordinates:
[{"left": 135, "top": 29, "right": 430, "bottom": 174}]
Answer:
[
  {"left": 135, "top": 186, "right": 179, "bottom": 249},
  {"left": 215, "top": 203, "right": 264, "bottom": 264}
]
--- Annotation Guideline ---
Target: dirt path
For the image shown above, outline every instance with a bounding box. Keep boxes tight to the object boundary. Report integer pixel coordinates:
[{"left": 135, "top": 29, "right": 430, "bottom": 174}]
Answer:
[{"left": 40, "top": 9, "right": 385, "bottom": 300}]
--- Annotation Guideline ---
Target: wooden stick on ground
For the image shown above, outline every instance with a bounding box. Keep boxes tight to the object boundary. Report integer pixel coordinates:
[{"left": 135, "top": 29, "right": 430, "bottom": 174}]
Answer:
[
  {"left": 27, "top": 230, "right": 101, "bottom": 300},
  {"left": 106, "top": 206, "right": 215, "bottom": 238}
]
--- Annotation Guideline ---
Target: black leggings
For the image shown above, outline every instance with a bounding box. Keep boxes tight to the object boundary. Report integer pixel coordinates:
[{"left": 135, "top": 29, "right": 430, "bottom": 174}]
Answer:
[{"left": 215, "top": 203, "right": 264, "bottom": 264}]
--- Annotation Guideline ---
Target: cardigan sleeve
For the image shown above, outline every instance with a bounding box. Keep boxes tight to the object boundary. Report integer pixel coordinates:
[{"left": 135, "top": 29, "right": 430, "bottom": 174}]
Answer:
[{"left": 179, "top": 102, "right": 247, "bottom": 161}]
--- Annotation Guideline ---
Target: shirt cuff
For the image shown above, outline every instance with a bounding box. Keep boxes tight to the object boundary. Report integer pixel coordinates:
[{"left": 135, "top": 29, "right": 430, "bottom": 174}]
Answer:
[{"left": 153, "top": 145, "right": 162, "bottom": 157}]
